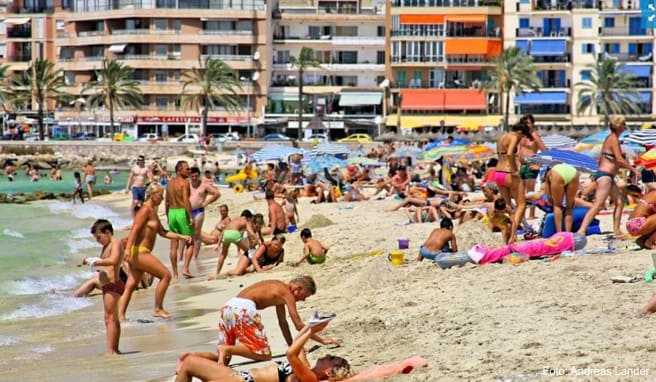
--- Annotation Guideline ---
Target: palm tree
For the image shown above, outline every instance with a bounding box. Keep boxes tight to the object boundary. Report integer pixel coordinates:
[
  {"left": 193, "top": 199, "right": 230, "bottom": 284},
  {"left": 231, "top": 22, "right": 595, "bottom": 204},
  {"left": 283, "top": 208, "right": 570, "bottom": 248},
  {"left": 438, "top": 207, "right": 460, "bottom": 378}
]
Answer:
[
  {"left": 11, "top": 59, "right": 65, "bottom": 140},
  {"left": 0, "top": 65, "right": 12, "bottom": 113},
  {"left": 484, "top": 47, "right": 541, "bottom": 131},
  {"left": 83, "top": 59, "right": 143, "bottom": 134},
  {"left": 180, "top": 58, "right": 242, "bottom": 138},
  {"left": 575, "top": 55, "right": 642, "bottom": 129},
  {"left": 289, "top": 47, "right": 320, "bottom": 139}
]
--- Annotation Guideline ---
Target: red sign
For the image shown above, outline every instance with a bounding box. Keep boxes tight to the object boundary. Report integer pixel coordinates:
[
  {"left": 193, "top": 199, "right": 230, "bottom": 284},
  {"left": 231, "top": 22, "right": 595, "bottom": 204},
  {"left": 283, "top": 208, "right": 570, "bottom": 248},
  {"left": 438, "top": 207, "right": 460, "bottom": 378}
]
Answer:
[{"left": 136, "top": 116, "right": 248, "bottom": 124}]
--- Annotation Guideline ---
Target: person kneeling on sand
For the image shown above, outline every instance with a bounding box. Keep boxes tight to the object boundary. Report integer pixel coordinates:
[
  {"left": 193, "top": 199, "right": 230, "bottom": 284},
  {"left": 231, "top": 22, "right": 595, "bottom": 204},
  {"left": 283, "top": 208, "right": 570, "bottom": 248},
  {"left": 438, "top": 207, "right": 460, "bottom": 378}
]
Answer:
[
  {"left": 211, "top": 209, "right": 263, "bottom": 279},
  {"left": 211, "top": 276, "right": 339, "bottom": 365},
  {"left": 80, "top": 219, "right": 124, "bottom": 354},
  {"left": 295, "top": 228, "right": 329, "bottom": 265},
  {"left": 176, "top": 321, "right": 350, "bottom": 382},
  {"left": 417, "top": 218, "right": 457, "bottom": 261},
  {"left": 226, "top": 235, "right": 286, "bottom": 276}
]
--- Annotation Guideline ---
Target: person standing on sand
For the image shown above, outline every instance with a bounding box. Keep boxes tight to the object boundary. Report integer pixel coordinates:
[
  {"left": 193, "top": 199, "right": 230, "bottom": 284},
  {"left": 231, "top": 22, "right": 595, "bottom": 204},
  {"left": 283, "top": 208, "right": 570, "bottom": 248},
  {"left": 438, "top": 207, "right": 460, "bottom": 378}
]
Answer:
[
  {"left": 83, "top": 161, "right": 96, "bottom": 199},
  {"left": 185, "top": 166, "right": 221, "bottom": 277},
  {"left": 211, "top": 209, "right": 261, "bottom": 279},
  {"left": 166, "top": 161, "right": 194, "bottom": 280},
  {"left": 212, "top": 276, "right": 339, "bottom": 365},
  {"left": 262, "top": 189, "right": 287, "bottom": 235},
  {"left": 81, "top": 219, "right": 124, "bottom": 354},
  {"left": 119, "top": 184, "right": 191, "bottom": 320},
  {"left": 517, "top": 114, "right": 545, "bottom": 220},
  {"left": 125, "top": 155, "right": 152, "bottom": 217}
]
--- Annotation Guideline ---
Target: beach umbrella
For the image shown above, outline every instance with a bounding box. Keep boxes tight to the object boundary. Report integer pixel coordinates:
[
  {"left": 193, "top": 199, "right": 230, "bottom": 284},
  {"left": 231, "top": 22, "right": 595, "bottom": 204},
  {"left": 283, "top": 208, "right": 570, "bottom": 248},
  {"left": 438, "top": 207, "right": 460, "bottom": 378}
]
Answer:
[
  {"left": 424, "top": 137, "right": 471, "bottom": 151},
  {"left": 311, "top": 143, "right": 351, "bottom": 156},
  {"left": 347, "top": 157, "right": 384, "bottom": 167},
  {"left": 580, "top": 130, "right": 630, "bottom": 145},
  {"left": 391, "top": 145, "right": 422, "bottom": 159},
  {"left": 624, "top": 130, "right": 656, "bottom": 147},
  {"left": 303, "top": 154, "right": 347, "bottom": 174},
  {"left": 421, "top": 145, "right": 467, "bottom": 160},
  {"left": 531, "top": 149, "right": 598, "bottom": 173},
  {"left": 252, "top": 145, "right": 304, "bottom": 162},
  {"left": 541, "top": 134, "right": 577, "bottom": 149}
]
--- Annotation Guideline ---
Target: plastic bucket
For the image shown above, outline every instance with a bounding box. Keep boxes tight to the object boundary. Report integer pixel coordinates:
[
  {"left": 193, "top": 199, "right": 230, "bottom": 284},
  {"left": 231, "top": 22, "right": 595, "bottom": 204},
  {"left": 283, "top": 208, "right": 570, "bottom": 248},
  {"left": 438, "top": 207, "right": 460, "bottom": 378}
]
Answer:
[
  {"left": 287, "top": 224, "right": 298, "bottom": 233},
  {"left": 388, "top": 250, "right": 405, "bottom": 266},
  {"left": 398, "top": 238, "right": 409, "bottom": 250}
]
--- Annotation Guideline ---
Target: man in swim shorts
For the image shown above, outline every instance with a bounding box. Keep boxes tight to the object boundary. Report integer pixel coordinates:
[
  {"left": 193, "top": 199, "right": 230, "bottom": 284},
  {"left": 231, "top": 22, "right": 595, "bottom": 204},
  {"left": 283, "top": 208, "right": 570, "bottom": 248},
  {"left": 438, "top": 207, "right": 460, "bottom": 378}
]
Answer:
[
  {"left": 166, "top": 160, "right": 194, "bottom": 279},
  {"left": 83, "top": 161, "right": 96, "bottom": 199},
  {"left": 216, "top": 276, "right": 338, "bottom": 365},
  {"left": 126, "top": 155, "right": 152, "bottom": 217},
  {"left": 263, "top": 189, "right": 287, "bottom": 236},
  {"left": 186, "top": 166, "right": 221, "bottom": 277}
]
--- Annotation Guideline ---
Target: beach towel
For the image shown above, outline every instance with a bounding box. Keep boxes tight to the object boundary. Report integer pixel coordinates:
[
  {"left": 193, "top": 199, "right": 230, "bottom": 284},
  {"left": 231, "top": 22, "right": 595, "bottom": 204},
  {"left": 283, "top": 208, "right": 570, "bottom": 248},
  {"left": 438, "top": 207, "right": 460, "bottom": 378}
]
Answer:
[
  {"left": 469, "top": 232, "right": 586, "bottom": 265},
  {"left": 343, "top": 356, "right": 428, "bottom": 381}
]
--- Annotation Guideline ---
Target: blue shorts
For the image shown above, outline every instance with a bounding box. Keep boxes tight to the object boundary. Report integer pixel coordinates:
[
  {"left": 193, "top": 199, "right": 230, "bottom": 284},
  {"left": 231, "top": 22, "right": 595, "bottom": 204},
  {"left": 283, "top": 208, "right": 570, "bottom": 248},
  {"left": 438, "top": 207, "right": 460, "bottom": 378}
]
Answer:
[
  {"left": 419, "top": 246, "right": 448, "bottom": 261},
  {"left": 132, "top": 187, "right": 146, "bottom": 202}
]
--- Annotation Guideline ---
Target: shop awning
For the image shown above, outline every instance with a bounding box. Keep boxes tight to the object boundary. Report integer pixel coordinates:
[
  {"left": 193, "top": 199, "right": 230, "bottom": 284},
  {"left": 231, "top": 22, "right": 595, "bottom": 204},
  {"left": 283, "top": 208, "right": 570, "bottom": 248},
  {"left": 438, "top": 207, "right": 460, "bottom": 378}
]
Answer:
[
  {"left": 516, "top": 39, "right": 529, "bottom": 53},
  {"left": 515, "top": 91, "right": 568, "bottom": 105},
  {"left": 618, "top": 64, "right": 651, "bottom": 77},
  {"left": 338, "top": 92, "right": 383, "bottom": 107},
  {"left": 445, "top": 39, "right": 501, "bottom": 57},
  {"left": 401, "top": 89, "right": 486, "bottom": 111},
  {"left": 385, "top": 114, "right": 502, "bottom": 129},
  {"left": 268, "top": 93, "right": 299, "bottom": 101},
  {"left": 4, "top": 17, "right": 30, "bottom": 25},
  {"left": 109, "top": 44, "right": 127, "bottom": 53},
  {"left": 445, "top": 15, "right": 486, "bottom": 23},
  {"left": 529, "top": 39, "right": 567, "bottom": 56},
  {"left": 399, "top": 14, "right": 444, "bottom": 24}
]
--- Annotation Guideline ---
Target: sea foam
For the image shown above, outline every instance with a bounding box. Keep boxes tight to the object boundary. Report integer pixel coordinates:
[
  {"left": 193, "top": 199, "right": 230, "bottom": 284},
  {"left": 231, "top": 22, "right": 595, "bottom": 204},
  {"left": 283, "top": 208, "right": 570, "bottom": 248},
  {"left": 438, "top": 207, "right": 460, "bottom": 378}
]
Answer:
[
  {"left": 2, "top": 228, "right": 25, "bottom": 238},
  {"left": 47, "top": 201, "right": 130, "bottom": 230},
  {"left": 0, "top": 294, "right": 93, "bottom": 321},
  {"left": 3, "top": 272, "right": 93, "bottom": 296}
]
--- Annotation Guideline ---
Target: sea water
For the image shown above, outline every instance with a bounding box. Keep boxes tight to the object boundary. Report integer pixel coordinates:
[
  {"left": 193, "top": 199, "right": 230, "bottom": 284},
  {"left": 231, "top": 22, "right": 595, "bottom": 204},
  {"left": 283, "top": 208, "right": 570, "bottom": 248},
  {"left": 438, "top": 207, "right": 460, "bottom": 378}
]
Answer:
[{"left": 0, "top": 170, "right": 128, "bottom": 194}]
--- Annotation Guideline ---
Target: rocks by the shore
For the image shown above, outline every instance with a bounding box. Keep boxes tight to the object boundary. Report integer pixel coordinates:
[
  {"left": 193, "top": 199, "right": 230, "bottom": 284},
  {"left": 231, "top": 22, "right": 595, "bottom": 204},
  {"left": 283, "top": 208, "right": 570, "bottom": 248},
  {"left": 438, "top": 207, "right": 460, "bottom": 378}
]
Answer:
[{"left": 0, "top": 188, "right": 112, "bottom": 204}]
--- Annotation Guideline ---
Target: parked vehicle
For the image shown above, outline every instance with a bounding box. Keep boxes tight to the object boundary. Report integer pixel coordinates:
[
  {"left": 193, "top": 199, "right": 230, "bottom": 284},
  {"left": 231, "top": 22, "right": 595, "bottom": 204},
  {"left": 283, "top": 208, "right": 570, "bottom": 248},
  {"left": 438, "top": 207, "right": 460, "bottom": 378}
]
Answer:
[
  {"left": 212, "top": 132, "right": 240, "bottom": 143},
  {"left": 170, "top": 134, "right": 199, "bottom": 143},
  {"left": 138, "top": 133, "right": 160, "bottom": 142},
  {"left": 263, "top": 133, "right": 291, "bottom": 141},
  {"left": 303, "top": 134, "right": 329, "bottom": 143},
  {"left": 72, "top": 132, "right": 97, "bottom": 140},
  {"left": 338, "top": 134, "right": 372, "bottom": 143}
]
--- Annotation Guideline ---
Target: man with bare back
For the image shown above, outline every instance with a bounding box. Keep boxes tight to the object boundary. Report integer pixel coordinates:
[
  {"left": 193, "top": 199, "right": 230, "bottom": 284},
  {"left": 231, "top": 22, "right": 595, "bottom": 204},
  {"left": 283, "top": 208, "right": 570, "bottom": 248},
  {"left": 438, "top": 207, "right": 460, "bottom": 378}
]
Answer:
[{"left": 166, "top": 161, "right": 194, "bottom": 279}]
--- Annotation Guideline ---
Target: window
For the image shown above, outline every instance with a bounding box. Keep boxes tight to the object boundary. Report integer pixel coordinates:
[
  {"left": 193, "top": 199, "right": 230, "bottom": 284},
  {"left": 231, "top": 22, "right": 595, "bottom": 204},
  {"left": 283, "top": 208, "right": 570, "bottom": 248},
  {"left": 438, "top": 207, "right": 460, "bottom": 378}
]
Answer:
[
  {"left": 519, "top": 18, "right": 529, "bottom": 29},
  {"left": 64, "top": 71, "right": 75, "bottom": 85},
  {"left": 171, "top": 44, "right": 180, "bottom": 56},
  {"left": 308, "top": 26, "right": 321, "bottom": 38},
  {"left": 581, "top": 43, "right": 595, "bottom": 54},
  {"left": 154, "top": 19, "right": 168, "bottom": 31},
  {"left": 604, "top": 17, "right": 614, "bottom": 28},
  {"left": 604, "top": 43, "right": 619, "bottom": 54},
  {"left": 156, "top": 97, "right": 168, "bottom": 109},
  {"left": 377, "top": 51, "right": 385, "bottom": 64},
  {"left": 0, "top": 44, "right": 5, "bottom": 58},
  {"left": 155, "top": 70, "right": 167, "bottom": 82},
  {"left": 154, "top": 44, "right": 167, "bottom": 56},
  {"left": 338, "top": 51, "right": 357, "bottom": 64},
  {"left": 335, "top": 26, "right": 357, "bottom": 37},
  {"left": 580, "top": 70, "right": 591, "bottom": 81},
  {"left": 276, "top": 50, "right": 289, "bottom": 64},
  {"left": 236, "top": 20, "right": 253, "bottom": 32},
  {"left": 172, "top": 19, "right": 181, "bottom": 31},
  {"left": 582, "top": 17, "right": 592, "bottom": 29},
  {"left": 377, "top": 26, "right": 385, "bottom": 37}
]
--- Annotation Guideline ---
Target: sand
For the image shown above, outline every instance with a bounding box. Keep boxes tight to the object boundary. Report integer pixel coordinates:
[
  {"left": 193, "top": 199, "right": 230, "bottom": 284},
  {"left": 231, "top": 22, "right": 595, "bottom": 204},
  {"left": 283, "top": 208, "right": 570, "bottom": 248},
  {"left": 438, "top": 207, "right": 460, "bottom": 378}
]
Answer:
[{"left": 5, "top": 189, "right": 656, "bottom": 381}]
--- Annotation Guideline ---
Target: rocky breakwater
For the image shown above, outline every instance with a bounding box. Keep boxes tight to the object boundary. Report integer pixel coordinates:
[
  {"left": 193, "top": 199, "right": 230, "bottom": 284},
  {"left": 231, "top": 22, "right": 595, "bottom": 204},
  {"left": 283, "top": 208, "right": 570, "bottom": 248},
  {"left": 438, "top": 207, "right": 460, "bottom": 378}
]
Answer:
[{"left": 0, "top": 188, "right": 112, "bottom": 204}]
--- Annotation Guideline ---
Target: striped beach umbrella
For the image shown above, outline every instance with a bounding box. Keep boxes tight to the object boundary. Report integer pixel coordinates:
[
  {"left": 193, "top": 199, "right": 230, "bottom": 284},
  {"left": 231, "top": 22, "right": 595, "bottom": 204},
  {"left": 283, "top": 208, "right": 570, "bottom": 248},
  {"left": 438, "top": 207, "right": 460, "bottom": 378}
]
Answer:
[
  {"left": 541, "top": 134, "right": 577, "bottom": 149},
  {"left": 311, "top": 143, "right": 351, "bottom": 156},
  {"left": 624, "top": 130, "right": 656, "bottom": 147},
  {"left": 252, "top": 145, "right": 304, "bottom": 162}
]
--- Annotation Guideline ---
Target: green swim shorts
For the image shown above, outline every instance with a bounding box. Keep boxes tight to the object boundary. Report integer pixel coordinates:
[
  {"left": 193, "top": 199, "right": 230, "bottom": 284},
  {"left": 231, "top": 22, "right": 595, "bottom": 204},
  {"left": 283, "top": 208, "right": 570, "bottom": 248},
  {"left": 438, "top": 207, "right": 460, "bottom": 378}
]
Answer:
[
  {"left": 519, "top": 163, "right": 539, "bottom": 180},
  {"left": 223, "top": 229, "right": 244, "bottom": 244},
  {"left": 167, "top": 208, "right": 194, "bottom": 236}
]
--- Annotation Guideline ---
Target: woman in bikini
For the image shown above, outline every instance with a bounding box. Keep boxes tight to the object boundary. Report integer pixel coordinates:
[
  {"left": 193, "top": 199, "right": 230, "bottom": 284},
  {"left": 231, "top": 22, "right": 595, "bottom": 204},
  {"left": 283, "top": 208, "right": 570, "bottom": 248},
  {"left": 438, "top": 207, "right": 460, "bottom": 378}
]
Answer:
[
  {"left": 576, "top": 116, "right": 635, "bottom": 237},
  {"left": 118, "top": 184, "right": 192, "bottom": 320},
  {"left": 493, "top": 121, "right": 533, "bottom": 242},
  {"left": 624, "top": 185, "right": 656, "bottom": 248},
  {"left": 227, "top": 236, "right": 286, "bottom": 276},
  {"left": 175, "top": 321, "right": 351, "bottom": 382},
  {"left": 517, "top": 114, "right": 546, "bottom": 219},
  {"left": 544, "top": 163, "right": 580, "bottom": 232}
]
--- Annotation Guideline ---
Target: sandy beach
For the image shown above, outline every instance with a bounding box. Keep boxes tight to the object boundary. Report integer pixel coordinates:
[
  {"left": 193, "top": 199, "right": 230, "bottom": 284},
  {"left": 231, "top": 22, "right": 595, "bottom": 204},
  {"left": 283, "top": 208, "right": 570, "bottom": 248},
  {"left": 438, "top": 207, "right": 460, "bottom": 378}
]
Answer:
[{"left": 3, "top": 188, "right": 656, "bottom": 381}]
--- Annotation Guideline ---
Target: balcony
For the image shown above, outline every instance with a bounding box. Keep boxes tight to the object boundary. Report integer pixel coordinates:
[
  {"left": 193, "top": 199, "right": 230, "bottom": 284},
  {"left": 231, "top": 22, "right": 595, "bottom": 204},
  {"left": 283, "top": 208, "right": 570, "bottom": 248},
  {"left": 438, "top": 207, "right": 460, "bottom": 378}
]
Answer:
[
  {"left": 201, "top": 54, "right": 252, "bottom": 61},
  {"left": 600, "top": 28, "right": 653, "bottom": 37},
  {"left": 445, "top": 55, "right": 494, "bottom": 64},
  {"left": 392, "top": 0, "right": 500, "bottom": 7},
  {"left": 275, "top": 6, "right": 381, "bottom": 16},
  {"left": 532, "top": 54, "right": 570, "bottom": 64},
  {"left": 516, "top": 27, "right": 571, "bottom": 38},
  {"left": 391, "top": 56, "right": 444, "bottom": 64},
  {"left": 599, "top": 0, "right": 640, "bottom": 10},
  {"left": 201, "top": 29, "right": 253, "bottom": 35},
  {"left": 598, "top": 52, "right": 653, "bottom": 62},
  {"left": 7, "top": 54, "right": 32, "bottom": 62},
  {"left": 72, "top": 0, "right": 266, "bottom": 12},
  {"left": 121, "top": 54, "right": 180, "bottom": 60},
  {"left": 540, "top": 79, "right": 570, "bottom": 88},
  {"left": 7, "top": 27, "right": 32, "bottom": 38},
  {"left": 391, "top": 30, "right": 443, "bottom": 37},
  {"left": 533, "top": 0, "right": 571, "bottom": 10},
  {"left": 78, "top": 30, "right": 106, "bottom": 37},
  {"left": 394, "top": 79, "right": 485, "bottom": 88},
  {"left": 60, "top": 56, "right": 105, "bottom": 62},
  {"left": 112, "top": 28, "right": 150, "bottom": 35}
]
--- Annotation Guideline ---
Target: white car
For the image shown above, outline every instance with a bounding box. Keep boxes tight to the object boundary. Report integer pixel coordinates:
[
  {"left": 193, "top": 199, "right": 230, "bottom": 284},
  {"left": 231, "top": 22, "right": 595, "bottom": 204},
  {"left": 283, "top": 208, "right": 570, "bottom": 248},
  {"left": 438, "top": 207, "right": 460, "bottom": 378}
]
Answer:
[
  {"left": 303, "top": 134, "right": 329, "bottom": 143},
  {"left": 170, "top": 134, "right": 199, "bottom": 143},
  {"left": 138, "top": 133, "right": 159, "bottom": 142},
  {"left": 213, "top": 132, "right": 240, "bottom": 143}
]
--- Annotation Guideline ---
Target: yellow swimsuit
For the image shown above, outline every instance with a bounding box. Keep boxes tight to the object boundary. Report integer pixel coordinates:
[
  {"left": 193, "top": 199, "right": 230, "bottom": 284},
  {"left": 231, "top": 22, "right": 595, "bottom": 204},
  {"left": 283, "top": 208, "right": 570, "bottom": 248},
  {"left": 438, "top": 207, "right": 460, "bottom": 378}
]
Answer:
[{"left": 131, "top": 245, "right": 151, "bottom": 256}]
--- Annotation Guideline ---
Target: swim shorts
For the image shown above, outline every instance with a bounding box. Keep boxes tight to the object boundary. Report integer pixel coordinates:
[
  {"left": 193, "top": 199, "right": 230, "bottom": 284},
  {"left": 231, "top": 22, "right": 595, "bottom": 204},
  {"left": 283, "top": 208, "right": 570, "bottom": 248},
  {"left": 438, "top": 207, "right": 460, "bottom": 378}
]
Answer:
[
  {"left": 131, "top": 186, "right": 146, "bottom": 202},
  {"left": 223, "top": 229, "right": 244, "bottom": 244},
  {"left": 307, "top": 253, "right": 326, "bottom": 264},
  {"left": 85, "top": 175, "right": 96, "bottom": 184},
  {"left": 419, "top": 245, "right": 450, "bottom": 261},
  {"left": 101, "top": 281, "right": 125, "bottom": 296},
  {"left": 167, "top": 208, "right": 194, "bottom": 236},
  {"left": 520, "top": 164, "right": 539, "bottom": 180},
  {"left": 191, "top": 207, "right": 205, "bottom": 219},
  {"left": 217, "top": 297, "right": 271, "bottom": 356},
  {"left": 627, "top": 217, "right": 647, "bottom": 236}
]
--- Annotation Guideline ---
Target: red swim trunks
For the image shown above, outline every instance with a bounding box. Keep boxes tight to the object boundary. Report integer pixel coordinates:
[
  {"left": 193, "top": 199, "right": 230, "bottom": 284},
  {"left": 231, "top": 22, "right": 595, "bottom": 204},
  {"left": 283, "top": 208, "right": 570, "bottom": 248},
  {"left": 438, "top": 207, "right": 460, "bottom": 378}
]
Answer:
[
  {"left": 217, "top": 297, "right": 271, "bottom": 356},
  {"left": 101, "top": 281, "right": 125, "bottom": 296}
]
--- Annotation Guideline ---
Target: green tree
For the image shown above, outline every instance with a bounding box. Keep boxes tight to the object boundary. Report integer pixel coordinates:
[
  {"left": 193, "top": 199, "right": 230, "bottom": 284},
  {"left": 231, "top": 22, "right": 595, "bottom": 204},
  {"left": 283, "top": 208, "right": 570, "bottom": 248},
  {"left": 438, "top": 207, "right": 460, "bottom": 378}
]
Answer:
[
  {"left": 484, "top": 47, "right": 541, "bottom": 131},
  {"left": 0, "top": 65, "right": 12, "bottom": 112},
  {"left": 575, "top": 55, "right": 641, "bottom": 128},
  {"left": 289, "top": 47, "right": 320, "bottom": 139},
  {"left": 83, "top": 59, "right": 143, "bottom": 134},
  {"left": 180, "top": 58, "right": 242, "bottom": 138},
  {"left": 11, "top": 59, "right": 65, "bottom": 140}
]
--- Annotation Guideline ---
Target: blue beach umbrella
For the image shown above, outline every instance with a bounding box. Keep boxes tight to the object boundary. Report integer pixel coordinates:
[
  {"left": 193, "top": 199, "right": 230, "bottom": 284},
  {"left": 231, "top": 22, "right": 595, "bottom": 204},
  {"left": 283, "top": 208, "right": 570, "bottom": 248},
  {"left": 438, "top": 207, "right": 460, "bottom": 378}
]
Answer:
[
  {"left": 303, "top": 154, "right": 347, "bottom": 174},
  {"left": 252, "top": 145, "right": 304, "bottom": 162},
  {"left": 541, "top": 134, "right": 576, "bottom": 149},
  {"left": 311, "top": 143, "right": 351, "bottom": 156},
  {"left": 531, "top": 149, "right": 598, "bottom": 173}
]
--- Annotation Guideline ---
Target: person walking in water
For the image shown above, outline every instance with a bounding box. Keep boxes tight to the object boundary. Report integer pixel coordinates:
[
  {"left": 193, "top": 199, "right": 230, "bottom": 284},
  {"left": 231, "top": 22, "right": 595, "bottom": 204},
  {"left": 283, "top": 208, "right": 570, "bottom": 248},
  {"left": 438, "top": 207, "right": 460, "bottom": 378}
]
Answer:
[
  {"left": 126, "top": 155, "right": 152, "bottom": 217},
  {"left": 83, "top": 161, "right": 96, "bottom": 199},
  {"left": 119, "top": 184, "right": 191, "bottom": 320},
  {"left": 166, "top": 161, "right": 194, "bottom": 280},
  {"left": 185, "top": 166, "right": 221, "bottom": 277}
]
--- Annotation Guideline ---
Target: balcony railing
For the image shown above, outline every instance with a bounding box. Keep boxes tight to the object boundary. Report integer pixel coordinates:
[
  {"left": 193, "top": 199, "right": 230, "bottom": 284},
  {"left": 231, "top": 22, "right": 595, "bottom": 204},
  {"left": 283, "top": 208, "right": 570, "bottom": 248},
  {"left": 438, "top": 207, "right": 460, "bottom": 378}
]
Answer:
[
  {"left": 201, "top": 54, "right": 253, "bottom": 61},
  {"left": 7, "top": 28, "right": 32, "bottom": 38},
  {"left": 445, "top": 54, "right": 493, "bottom": 64},
  {"left": 391, "top": 56, "right": 444, "bottom": 64},
  {"left": 599, "top": 0, "right": 640, "bottom": 10},
  {"left": 77, "top": 30, "right": 106, "bottom": 37},
  {"left": 532, "top": 54, "right": 571, "bottom": 63},
  {"left": 392, "top": 0, "right": 500, "bottom": 6},
  {"left": 73, "top": 0, "right": 266, "bottom": 12},
  {"left": 600, "top": 27, "right": 652, "bottom": 37},
  {"left": 540, "top": 79, "right": 570, "bottom": 88},
  {"left": 113, "top": 28, "right": 150, "bottom": 35},
  {"left": 275, "top": 6, "right": 382, "bottom": 15},
  {"left": 391, "top": 30, "right": 443, "bottom": 37},
  {"left": 393, "top": 80, "right": 485, "bottom": 88},
  {"left": 533, "top": 0, "right": 571, "bottom": 10},
  {"left": 7, "top": 55, "right": 32, "bottom": 62},
  {"left": 516, "top": 27, "right": 571, "bottom": 38},
  {"left": 201, "top": 29, "right": 253, "bottom": 35},
  {"left": 598, "top": 52, "right": 653, "bottom": 62},
  {"left": 60, "top": 55, "right": 104, "bottom": 62}
]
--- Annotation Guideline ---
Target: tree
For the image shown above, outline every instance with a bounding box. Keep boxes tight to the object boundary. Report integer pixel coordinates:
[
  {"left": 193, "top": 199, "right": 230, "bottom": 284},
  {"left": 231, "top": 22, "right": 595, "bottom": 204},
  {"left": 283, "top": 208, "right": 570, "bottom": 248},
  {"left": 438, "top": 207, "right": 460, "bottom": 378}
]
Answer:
[
  {"left": 11, "top": 59, "right": 65, "bottom": 140},
  {"left": 0, "top": 65, "right": 12, "bottom": 112},
  {"left": 484, "top": 47, "right": 541, "bottom": 131},
  {"left": 83, "top": 59, "right": 143, "bottom": 134},
  {"left": 180, "top": 58, "right": 242, "bottom": 138},
  {"left": 575, "top": 54, "right": 642, "bottom": 129},
  {"left": 289, "top": 47, "right": 320, "bottom": 139}
]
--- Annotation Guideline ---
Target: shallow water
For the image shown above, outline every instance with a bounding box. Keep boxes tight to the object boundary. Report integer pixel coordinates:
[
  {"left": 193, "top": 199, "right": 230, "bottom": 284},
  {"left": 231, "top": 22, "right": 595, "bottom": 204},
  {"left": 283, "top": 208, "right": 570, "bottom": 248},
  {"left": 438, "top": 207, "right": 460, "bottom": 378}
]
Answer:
[{"left": 0, "top": 170, "right": 128, "bottom": 194}]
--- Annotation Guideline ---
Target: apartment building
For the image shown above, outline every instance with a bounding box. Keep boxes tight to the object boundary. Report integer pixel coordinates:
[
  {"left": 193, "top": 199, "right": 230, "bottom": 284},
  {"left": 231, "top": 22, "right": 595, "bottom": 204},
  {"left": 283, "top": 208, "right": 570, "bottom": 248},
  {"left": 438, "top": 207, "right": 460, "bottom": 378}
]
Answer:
[
  {"left": 385, "top": 0, "right": 504, "bottom": 132},
  {"left": 504, "top": 0, "right": 654, "bottom": 128},
  {"left": 0, "top": 0, "right": 270, "bottom": 137},
  {"left": 268, "top": 0, "right": 386, "bottom": 138}
]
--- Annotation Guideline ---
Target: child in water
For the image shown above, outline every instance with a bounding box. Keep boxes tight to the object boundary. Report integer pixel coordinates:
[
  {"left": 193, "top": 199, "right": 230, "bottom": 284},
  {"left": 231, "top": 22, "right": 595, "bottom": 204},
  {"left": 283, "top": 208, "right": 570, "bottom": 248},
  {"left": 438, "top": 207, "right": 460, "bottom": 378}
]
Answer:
[
  {"left": 295, "top": 228, "right": 329, "bottom": 265},
  {"left": 417, "top": 217, "right": 458, "bottom": 261},
  {"left": 72, "top": 171, "right": 85, "bottom": 204}
]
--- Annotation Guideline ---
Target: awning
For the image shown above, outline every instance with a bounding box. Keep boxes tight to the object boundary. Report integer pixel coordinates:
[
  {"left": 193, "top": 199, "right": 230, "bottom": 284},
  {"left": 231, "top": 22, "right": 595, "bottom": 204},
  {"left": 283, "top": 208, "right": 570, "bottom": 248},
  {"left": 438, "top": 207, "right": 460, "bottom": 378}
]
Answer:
[
  {"left": 4, "top": 17, "right": 30, "bottom": 25},
  {"left": 445, "top": 39, "right": 501, "bottom": 57},
  {"left": 516, "top": 39, "right": 529, "bottom": 53},
  {"left": 385, "top": 114, "right": 503, "bottom": 129},
  {"left": 401, "top": 89, "right": 486, "bottom": 111},
  {"left": 515, "top": 91, "right": 568, "bottom": 105},
  {"left": 109, "top": 44, "right": 127, "bottom": 53},
  {"left": 399, "top": 14, "right": 444, "bottom": 25},
  {"left": 338, "top": 92, "right": 383, "bottom": 107},
  {"left": 618, "top": 64, "right": 651, "bottom": 77},
  {"left": 445, "top": 15, "right": 486, "bottom": 23},
  {"left": 268, "top": 93, "right": 298, "bottom": 101},
  {"left": 530, "top": 39, "right": 566, "bottom": 56}
]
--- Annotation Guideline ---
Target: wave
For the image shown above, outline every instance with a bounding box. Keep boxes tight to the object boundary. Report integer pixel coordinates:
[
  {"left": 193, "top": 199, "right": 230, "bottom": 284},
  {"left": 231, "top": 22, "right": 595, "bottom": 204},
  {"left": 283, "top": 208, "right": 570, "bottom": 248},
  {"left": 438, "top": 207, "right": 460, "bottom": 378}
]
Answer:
[
  {"left": 2, "top": 228, "right": 25, "bottom": 238},
  {"left": 0, "top": 335, "right": 19, "bottom": 347},
  {"left": 0, "top": 294, "right": 94, "bottom": 321},
  {"left": 67, "top": 238, "right": 99, "bottom": 254},
  {"left": 2, "top": 272, "right": 93, "bottom": 296},
  {"left": 47, "top": 201, "right": 131, "bottom": 230}
]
